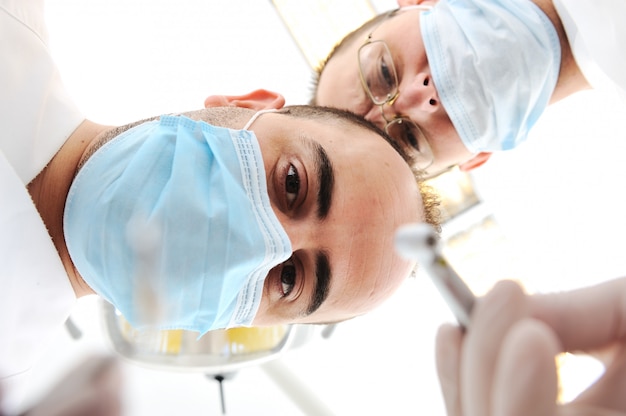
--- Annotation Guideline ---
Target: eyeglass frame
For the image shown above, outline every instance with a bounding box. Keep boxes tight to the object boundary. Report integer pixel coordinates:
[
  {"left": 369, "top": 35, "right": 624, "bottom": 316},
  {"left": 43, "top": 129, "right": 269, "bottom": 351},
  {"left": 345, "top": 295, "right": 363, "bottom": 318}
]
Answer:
[{"left": 356, "top": 6, "right": 435, "bottom": 172}]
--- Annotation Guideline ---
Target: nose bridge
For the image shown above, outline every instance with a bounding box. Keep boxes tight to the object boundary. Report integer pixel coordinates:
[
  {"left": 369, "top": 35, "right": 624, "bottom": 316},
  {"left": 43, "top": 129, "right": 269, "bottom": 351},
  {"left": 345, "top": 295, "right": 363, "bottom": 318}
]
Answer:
[
  {"left": 364, "top": 103, "right": 396, "bottom": 130},
  {"left": 280, "top": 217, "right": 315, "bottom": 252},
  {"left": 364, "top": 105, "right": 386, "bottom": 129},
  {"left": 394, "top": 72, "right": 440, "bottom": 115}
]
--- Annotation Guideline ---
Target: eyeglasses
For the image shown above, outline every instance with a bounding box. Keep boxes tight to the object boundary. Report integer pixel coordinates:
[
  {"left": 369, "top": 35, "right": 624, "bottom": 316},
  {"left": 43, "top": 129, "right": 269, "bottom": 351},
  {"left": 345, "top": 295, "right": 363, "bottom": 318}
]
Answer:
[{"left": 357, "top": 8, "right": 434, "bottom": 172}]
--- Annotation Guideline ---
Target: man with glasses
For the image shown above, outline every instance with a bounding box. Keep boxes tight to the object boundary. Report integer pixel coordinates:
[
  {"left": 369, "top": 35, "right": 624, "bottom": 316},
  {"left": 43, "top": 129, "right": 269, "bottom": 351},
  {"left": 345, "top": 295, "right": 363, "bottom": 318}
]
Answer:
[
  {"left": 355, "top": 10, "right": 435, "bottom": 173},
  {"left": 311, "top": 1, "right": 625, "bottom": 414},
  {"left": 312, "top": 0, "right": 624, "bottom": 177}
]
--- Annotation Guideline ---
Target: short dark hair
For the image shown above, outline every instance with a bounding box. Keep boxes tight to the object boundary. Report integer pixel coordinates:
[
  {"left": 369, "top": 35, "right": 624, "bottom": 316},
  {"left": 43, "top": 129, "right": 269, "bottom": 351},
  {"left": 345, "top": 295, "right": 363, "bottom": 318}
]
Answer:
[
  {"left": 88, "top": 104, "right": 442, "bottom": 233},
  {"left": 280, "top": 105, "right": 441, "bottom": 233},
  {"left": 280, "top": 105, "right": 410, "bottom": 162}
]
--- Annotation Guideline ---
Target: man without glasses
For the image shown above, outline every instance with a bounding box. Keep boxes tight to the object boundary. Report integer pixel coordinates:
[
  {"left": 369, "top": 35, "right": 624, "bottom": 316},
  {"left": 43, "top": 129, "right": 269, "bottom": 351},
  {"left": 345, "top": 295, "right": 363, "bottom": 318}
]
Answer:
[{"left": 1, "top": 0, "right": 441, "bottom": 412}]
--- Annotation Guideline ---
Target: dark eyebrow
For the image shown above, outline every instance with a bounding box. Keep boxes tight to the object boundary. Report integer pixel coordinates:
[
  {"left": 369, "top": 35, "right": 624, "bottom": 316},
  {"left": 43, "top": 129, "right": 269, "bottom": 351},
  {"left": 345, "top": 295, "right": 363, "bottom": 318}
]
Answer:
[
  {"left": 312, "top": 141, "right": 334, "bottom": 219},
  {"left": 306, "top": 251, "right": 332, "bottom": 316}
]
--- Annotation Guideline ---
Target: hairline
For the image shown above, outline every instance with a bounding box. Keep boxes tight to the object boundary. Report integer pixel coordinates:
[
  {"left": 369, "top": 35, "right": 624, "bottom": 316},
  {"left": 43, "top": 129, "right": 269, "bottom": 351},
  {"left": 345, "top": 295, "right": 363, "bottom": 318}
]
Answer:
[
  {"left": 279, "top": 104, "right": 411, "bottom": 162},
  {"left": 82, "top": 105, "right": 442, "bottom": 234},
  {"left": 309, "top": 9, "right": 399, "bottom": 106},
  {"left": 279, "top": 105, "right": 442, "bottom": 234}
]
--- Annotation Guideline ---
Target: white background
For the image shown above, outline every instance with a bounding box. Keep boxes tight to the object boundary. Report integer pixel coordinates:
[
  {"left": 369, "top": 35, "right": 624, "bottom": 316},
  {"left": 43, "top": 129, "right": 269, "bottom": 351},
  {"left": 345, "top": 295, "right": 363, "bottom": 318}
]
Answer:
[{"left": 24, "top": 0, "right": 626, "bottom": 414}]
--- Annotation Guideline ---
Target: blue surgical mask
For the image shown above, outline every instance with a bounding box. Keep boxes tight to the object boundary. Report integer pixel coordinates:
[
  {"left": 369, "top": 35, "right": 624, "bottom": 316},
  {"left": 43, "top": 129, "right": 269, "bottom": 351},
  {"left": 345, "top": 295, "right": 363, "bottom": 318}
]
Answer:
[
  {"left": 64, "top": 112, "right": 292, "bottom": 335},
  {"left": 421, "top": 0, "right": 561, "bottom": 152}
]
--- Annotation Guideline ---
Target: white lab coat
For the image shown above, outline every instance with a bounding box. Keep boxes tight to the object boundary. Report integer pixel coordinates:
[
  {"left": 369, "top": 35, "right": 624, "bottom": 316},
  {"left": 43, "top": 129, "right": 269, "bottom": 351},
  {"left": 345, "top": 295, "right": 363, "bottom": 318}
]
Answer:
[
  {"left": 0, "top": 0, "right": 83, "bottom": 412},
  {"left": 554, "top": 0, "right": 626, "bottom": 99}
]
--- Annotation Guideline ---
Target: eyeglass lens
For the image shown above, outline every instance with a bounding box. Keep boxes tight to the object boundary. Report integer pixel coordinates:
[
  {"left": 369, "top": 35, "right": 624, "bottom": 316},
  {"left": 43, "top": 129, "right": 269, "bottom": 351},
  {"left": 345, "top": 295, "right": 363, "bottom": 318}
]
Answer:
[
  {"left": 359, "top": 40, "right": 434, "bottom": 172},
  {"left": 358, "top": 41, "right": 398, "bottom": 105},
  {"left": 385, "top": 119, "right": 433, "bottom": 170}
]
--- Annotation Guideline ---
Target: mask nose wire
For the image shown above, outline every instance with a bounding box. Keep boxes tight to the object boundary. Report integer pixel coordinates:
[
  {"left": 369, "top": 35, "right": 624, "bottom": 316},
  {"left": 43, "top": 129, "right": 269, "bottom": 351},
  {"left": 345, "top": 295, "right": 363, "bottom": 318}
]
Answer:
[{"left": 243, "top": 108, "right": 279, "bottom": 130}]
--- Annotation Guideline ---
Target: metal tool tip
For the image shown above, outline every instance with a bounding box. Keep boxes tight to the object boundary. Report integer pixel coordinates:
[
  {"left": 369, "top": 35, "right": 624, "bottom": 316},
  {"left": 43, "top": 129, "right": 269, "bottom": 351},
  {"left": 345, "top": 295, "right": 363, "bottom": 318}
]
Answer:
[{"left": 394, "top": 223, "right": 439, "bottom": 262}]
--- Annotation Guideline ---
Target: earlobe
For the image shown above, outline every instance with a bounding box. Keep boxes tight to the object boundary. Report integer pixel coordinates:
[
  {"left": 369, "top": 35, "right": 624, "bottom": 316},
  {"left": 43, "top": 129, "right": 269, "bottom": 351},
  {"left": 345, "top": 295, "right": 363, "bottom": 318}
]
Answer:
[
  {"left": 204, "top": 89, "right": 285, "bottom": 110},
  {"left": 458, "top": 152, "right": 492, "bottom": 171}
]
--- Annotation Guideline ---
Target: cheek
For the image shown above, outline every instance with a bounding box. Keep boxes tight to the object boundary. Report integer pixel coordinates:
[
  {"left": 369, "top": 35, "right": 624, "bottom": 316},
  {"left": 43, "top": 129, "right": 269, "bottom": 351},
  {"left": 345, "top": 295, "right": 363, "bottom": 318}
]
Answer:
[
  {"left": 251, "top": 291, "right": 274, "bottom": 326},
  {"left": 251, "top": 307, "right": 267, "bottom": 326},
  {"left": 260, "top": 144, "right": 279, "bottom": 178},
  {"left": 429, "top": 135, "right": 474, "bottom": 172},
  {"left": 440, "top": 133, "right": 472, "bottom": 162},
  {"left": 428, "top": 114, "right": 462, "bottom": 153}
]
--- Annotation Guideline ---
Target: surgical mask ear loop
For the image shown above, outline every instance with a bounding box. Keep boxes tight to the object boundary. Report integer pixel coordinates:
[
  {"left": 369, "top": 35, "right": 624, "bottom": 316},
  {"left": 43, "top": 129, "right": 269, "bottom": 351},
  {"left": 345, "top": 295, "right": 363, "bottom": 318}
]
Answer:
[{"left": 243, "top": 108, "right": 279, "bottom": 130}]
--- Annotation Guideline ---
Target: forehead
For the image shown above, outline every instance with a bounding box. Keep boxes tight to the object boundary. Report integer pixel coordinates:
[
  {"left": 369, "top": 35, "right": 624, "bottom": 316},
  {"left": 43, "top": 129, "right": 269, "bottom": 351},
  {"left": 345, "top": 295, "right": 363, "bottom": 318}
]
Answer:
[
  {"left": 277, "top": 113, "right": 406, "bottom": 173},
  {"left": 251, "top": 112, "right": 422, "bottom": 323},
  {"left": 287, "top": 117, "right": 421, "bottom": 321},
  {"left": 354, "top": 7, "right": 423, "bottom": 52},
  {"left": 316, "top": 10, "right": 422, "bottom": 107}
]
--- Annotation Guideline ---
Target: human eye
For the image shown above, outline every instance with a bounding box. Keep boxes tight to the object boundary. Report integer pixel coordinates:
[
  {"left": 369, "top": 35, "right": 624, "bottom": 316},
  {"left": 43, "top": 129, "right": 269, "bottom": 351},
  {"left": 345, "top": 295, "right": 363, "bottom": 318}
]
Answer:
[
  {"left": 279, "top": 257, "right": 297, "bottom": 297},
  {"left": 285, "top": 164, "right": 300, "bottom": 208},
  {"left": 403, "top": 122, "right": 419, "bottom": 150},
  {"left": 377, "top": 57, "right": 394, "bottom": 90},
  {"left": 389, "top": 119, "right": 420, "bottom": 150},
  {"left": 366, "top": 56, "right": 394, "bottom": 96},
  {"left": 364, "top": 53, "right": 397, "bottom": 105}
]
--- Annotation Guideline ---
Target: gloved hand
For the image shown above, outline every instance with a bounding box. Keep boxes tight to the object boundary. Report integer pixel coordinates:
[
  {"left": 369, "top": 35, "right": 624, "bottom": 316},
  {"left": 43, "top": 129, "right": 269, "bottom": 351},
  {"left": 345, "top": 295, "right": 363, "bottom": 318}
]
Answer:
[{"left": 436, "top": 279, "right": 626, "bottom": 416}]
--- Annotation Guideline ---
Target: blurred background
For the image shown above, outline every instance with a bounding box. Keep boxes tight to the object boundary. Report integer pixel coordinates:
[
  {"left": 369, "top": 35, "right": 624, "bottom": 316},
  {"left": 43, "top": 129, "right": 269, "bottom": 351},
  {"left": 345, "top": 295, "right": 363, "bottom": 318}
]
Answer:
[{"left": 25, "top": 0, "right": 626, "bottom": 414}]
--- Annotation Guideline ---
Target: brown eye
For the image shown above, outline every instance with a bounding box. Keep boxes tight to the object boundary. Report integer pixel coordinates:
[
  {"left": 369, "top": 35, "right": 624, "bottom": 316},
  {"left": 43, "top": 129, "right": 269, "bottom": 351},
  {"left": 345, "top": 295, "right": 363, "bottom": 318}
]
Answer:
[
  {"left": 285, "top": 164, "right": 300, "bottom": 208},
  {"left": 280, "top": 258, "right": 296, "bottom": 297},
  {"left": 387, "top": 119, "right": 419, "bottom": 150},
  {"left": 379, "top": 58, "right": 394, "bottom": 90}
]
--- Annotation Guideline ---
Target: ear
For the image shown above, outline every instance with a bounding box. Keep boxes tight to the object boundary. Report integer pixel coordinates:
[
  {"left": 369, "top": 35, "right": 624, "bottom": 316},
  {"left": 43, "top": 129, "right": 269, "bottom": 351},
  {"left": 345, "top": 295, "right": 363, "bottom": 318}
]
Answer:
[
  {"left": 204, "top": 89, "right": 285, "bottom": 110},
  {"left": 397, "top": 0, "right": 438, "bottom": 7},
  {"left": 458, "top": 152, "right": 491, "bottom": 171}
]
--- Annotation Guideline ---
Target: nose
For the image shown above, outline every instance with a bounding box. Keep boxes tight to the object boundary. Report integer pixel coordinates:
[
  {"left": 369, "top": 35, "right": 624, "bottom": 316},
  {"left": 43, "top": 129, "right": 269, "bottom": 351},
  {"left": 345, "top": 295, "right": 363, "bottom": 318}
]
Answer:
[{"left": 393, "top": 73, "right": 440, "bottom": 115}]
